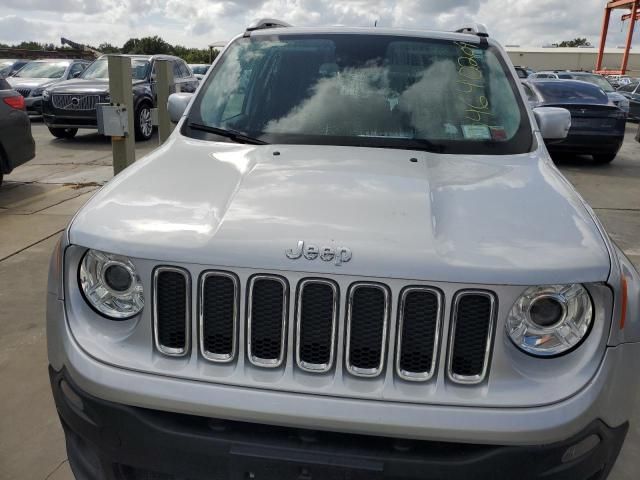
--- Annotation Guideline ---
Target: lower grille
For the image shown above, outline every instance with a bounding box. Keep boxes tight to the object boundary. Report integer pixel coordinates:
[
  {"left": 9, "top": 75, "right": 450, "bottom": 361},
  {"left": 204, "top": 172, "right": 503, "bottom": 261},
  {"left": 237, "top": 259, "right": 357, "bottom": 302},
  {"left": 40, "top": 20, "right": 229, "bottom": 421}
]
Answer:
[
  {"left": 153, "top": 267, "right": 190, "bottom": 356},
  {"left": 200, "top": 271, "right": 238, "bottom": 362},
  {"left": 296, "top": 279, "right": 338, "bottom": 372},
  {"left": 247, "top": 275, "right": 288, "bottom": 367},
  {"left": 346, "top": 283, "right": 389, "bottom": 377},
  {"left": 52, "top": 93, "right": 100, "bottom": 111},
  {"left": 448, "top": 291, "right": 496, "bottom": 384},
  {"left": 396, "top": 287, "right": 442, "bottom": 381},
  {"left": 15, "top": 88, "right": 31, "bottom": 97}
]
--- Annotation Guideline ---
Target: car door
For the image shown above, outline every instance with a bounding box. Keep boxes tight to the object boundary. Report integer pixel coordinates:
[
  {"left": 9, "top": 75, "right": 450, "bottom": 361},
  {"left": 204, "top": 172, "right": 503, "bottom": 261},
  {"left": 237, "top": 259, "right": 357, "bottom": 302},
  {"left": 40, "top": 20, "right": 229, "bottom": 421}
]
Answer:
[{"left": 179, "top": 61, "right": 199, "bottom": 92}]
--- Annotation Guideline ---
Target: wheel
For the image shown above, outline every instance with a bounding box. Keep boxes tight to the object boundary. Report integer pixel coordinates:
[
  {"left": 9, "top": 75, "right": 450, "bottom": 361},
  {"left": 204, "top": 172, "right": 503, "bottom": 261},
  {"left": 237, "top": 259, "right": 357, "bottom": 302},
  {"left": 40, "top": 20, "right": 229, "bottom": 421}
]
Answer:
[
  {"left": 593, "top": 152, "right": 617, "bottom": 164},
  {"left": 48, "top": 127, "right": 78, "bottom": 139},
  {"left": 134, "top": 103, "right": 153, "bottom": 141}
]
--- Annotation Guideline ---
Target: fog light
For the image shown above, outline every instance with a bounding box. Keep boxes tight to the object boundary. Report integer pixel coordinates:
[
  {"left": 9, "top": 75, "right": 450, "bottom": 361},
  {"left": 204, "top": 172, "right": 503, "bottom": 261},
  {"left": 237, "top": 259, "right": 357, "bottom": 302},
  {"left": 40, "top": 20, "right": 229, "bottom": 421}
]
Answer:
[{"left": 562, "top": 434, "right": 600, "bottom": 463}]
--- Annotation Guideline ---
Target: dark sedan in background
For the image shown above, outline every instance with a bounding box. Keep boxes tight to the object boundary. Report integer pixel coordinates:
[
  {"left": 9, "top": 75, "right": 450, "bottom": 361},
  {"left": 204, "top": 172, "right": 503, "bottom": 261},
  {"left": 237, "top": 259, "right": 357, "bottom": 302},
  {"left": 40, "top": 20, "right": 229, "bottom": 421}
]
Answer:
[
  {"left": 6, "top": 59, "right": 90, "bottom": 115},
  {"left": 42, "top": 54, "right": 198, "bottom": 140},
  {"left": 0, "top": 78, "right": 35, "bottom": 186},
  {"left": 523, "top": 79, "right": 626, "bottom": 163},
  {"left": 617, "top": 81, "right": 640, "bottom": 120}
]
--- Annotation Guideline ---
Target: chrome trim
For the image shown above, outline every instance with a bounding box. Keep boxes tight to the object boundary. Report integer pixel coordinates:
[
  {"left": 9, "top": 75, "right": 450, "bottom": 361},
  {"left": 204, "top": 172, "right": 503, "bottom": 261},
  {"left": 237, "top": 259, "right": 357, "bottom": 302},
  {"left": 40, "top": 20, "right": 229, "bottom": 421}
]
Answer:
[
  {"left": 345, "top": 282, "right": 390, "bottom": 378},
  {"left": 295, "top": 278, "right": 339, "bottom": 373},
  {"left": 247, "top": 274, "right": 289, "bottom": 368},
  {"left": 153, "top": 266, "right": 191, "bottom": 357},
  {"left": 447, "top": 290, "right": 496, "bottom": 385},
  {"left": 395, "top": 287, "right": 443, "bottom": 382},
  {"left": 199, "top": 271, "right": 239, "bottom": 363}
]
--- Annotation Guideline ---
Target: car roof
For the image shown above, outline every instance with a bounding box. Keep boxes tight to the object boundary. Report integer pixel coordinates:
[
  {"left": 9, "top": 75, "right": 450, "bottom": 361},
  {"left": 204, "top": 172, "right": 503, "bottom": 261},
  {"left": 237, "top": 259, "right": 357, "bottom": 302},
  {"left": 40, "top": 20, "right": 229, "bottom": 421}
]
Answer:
[
  {"left": 28, "top": 59, "right": 74, "bottom": 63},
  {"left": 247, "top": 25, "right": 491, "bottom": 44},
  {"left": 96, "top": 54, "right": 181, "bottom": 61}
]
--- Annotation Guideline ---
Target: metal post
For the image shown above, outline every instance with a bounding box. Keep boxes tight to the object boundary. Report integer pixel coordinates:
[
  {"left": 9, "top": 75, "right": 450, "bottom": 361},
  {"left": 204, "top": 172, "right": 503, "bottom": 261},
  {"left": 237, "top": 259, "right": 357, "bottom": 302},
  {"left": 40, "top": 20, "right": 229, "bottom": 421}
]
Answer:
[
  {"left": 621, "top": 0, "right": 639, "bottom": 75},
  {"left": 108, "top": 55, "right": 135, "bottom": 174},
  {"left": 595, "top": 7, "right": 611, "bottom": 72},
  {"left": 155, "top": 59, "right": 173, "bottom": 144}
]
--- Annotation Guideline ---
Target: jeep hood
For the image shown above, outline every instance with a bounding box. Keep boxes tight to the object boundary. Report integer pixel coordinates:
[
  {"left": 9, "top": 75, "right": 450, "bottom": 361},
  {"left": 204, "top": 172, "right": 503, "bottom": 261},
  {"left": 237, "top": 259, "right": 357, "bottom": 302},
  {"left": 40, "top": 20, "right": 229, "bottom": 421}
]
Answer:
[{"left": 70, "top": 137, "right": 611, "bottom": 285}]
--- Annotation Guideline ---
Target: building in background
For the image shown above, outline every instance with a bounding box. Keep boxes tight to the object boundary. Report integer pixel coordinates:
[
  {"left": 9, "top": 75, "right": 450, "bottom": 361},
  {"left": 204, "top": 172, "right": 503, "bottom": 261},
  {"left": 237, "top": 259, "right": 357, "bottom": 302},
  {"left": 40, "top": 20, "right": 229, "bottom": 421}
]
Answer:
[{"left": 506, "top": 47, "right": 640, "bottom": 75}]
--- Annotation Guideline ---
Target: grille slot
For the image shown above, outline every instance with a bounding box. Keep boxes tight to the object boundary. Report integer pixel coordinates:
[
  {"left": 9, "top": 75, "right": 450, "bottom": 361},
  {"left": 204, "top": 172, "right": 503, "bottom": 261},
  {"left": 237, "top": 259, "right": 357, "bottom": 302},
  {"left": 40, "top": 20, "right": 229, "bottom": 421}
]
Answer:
[
  {"left": 396, "top": 287, "right": 442, "bottom": 381},
  {"left": 296, "top": 279, "right": 338, "bottom": 373},
  {"left": 199, "top": 271, "right": 238, "bottom": 362},
  {"left": 153, "top": 267, "right": 190, "bottom": 356},
  {"left": 15, "top": 88, "right": 31, "bottom": 97},
  {"left": 448, "top": 291, "right": 496, "bottom": 384},
  {"left": 247, "top": 275, "right": 288, "bottom": 368},
  {"left": 346, "top": 283, "right": 389, "bottom": 377},
  {"left": 52, "top": 93, "right": 100, "bottom": 111}
]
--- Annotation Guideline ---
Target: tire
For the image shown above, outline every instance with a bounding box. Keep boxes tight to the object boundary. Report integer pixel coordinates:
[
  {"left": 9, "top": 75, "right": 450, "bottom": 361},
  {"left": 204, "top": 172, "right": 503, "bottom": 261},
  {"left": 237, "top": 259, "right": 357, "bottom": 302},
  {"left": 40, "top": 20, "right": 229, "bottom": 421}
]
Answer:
[
  {"left": 48, "top": 127, "right": 78, "bottom": 139},
  {"left": 134, "top": 103, "right": 153, "bottom": 141},
  {"left": 593, "top": 152, "right": 617, "bottom": 164}
]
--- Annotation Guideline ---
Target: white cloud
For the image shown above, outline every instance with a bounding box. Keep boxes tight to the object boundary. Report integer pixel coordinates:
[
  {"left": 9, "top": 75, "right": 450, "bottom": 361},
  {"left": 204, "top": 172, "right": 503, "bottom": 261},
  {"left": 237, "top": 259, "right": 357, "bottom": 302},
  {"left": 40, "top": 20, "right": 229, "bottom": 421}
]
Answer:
[{"left": 0, "top": 0, "right": 637, "bottom": 49}]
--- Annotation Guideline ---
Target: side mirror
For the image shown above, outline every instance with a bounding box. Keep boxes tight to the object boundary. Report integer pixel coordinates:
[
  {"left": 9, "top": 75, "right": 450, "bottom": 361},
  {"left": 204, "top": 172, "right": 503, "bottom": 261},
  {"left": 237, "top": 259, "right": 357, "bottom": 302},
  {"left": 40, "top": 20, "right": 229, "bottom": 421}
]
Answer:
[
  {"left": 70, "top": 71, "right": 81, "bottom": 79},
  {"left": 533, "top": 107, "right": 571, "bottom": 141},
  {"left": 168, "top": 92, "right": 193, "bottom": 123}
]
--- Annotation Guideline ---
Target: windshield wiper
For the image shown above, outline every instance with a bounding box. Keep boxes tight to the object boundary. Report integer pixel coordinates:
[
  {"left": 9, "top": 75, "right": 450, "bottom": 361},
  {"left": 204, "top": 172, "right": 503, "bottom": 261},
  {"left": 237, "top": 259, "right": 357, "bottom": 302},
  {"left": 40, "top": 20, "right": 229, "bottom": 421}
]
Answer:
[{"left": 187, "top": 122, "right": 268, "bottom": 145}]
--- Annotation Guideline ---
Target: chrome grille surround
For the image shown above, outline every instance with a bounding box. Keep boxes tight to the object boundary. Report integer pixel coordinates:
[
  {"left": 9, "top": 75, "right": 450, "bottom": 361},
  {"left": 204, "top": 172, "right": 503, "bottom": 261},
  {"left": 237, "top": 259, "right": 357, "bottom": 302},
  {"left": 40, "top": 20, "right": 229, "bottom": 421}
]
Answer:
[
  {"left": 52, "top": 93, "right": 100, "bottom": 111},
  {"left": 152, "top": 266, "right": 191, "bottom": 357},
  {"left": 199, "top": 270, "right": 239, "bottom": 363},
  {"left": 395, "top": 286, "right": 443, "bottom": 382},
  {"left": 345, "top": 282, "right": 390, "bottom": 378},
  {"left": 295, "top": 278, "right": 339, "bottom": 373},
  {"left": 246, "top": 274, "right": 289, "bottom": 368},
  {"left": 446, "top": 290, "right": 497, "bottom": 385}
]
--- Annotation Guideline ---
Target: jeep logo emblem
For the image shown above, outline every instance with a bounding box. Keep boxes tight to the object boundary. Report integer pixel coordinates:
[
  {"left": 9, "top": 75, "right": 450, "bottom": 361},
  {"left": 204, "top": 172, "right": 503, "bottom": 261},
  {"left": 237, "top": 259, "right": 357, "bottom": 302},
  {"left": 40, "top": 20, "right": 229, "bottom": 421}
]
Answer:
[{"left": 286, "top": 240, "right": 352, "bottom": 266}]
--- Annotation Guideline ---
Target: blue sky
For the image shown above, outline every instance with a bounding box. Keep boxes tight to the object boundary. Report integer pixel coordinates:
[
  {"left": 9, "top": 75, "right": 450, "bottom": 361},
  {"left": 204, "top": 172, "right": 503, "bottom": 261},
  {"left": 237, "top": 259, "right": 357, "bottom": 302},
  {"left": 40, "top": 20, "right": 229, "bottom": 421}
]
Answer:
[{"left": 0, "top": 0, "right": 637, "bottom": 49}]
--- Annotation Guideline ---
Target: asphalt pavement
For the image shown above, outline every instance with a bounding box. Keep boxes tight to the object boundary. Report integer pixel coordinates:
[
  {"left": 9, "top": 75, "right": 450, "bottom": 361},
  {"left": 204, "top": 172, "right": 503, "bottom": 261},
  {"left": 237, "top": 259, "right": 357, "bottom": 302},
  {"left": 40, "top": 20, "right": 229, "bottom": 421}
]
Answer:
[{"left": 0, "top": 121, "right": 639, "bottom": 479}]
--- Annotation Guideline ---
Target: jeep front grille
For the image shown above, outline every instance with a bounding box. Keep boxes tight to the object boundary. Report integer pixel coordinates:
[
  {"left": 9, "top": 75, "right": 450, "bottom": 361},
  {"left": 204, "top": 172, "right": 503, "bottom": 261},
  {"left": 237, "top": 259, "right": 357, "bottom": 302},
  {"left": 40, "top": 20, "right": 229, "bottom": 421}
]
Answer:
[
  {"left": 247, "top": 275, "right": 288, "bottom": 367},
  {"left": 345, "top": 283, "right": 389, "bottom": 377},
  {"left": 153, "top": 267, "right": 190, "bottom": 356},
  {"left": 199, "top": 271, "right": 238, "bottom": 362},
  {"left": 296, "top": 279, "right": 338, "bottom": 372},
  {"left": 151, "top": 269, "right": 498, "bottom": 387},
  {"left": 51, "top": 93, "right": 100, "bottom": 111},
  {"left": 447, "top": 291, "right": 496, "bottom": 384},
  {"left": 396, "top": 287, "right": 442, "bottom": 381}
]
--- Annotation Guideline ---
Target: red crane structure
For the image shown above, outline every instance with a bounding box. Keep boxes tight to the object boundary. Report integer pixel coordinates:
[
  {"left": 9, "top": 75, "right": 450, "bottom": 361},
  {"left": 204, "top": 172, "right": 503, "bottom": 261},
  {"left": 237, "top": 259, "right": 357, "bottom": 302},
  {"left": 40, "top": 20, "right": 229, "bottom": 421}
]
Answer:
[{"left": 595, "top": 0, "right": 640, "bottom": 75}]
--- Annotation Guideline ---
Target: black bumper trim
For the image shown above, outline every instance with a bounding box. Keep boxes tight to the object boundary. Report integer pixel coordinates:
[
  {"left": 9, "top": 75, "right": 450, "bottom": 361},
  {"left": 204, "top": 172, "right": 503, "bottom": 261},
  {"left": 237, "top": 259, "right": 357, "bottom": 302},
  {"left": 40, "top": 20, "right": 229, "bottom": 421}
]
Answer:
[{"left": 50, "top": 366, "right": 628, "bottom": 480}]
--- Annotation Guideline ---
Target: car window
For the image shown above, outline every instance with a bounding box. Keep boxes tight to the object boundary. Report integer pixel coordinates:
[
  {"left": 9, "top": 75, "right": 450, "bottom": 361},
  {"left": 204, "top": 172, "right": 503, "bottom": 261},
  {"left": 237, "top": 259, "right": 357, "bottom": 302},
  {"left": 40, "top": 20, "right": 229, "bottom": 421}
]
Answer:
[
  {"left": 522, "top": 84, "right": 537, "bottom": 102},
  {"left": 0, "top": 77, "right": 11, "bottom": 89},
  {"left": 557, "top": 74, "right": 572, "bottom": 79},
  {"left": 570, "top": 74, "right": 614, "bottom": 92},
  {"left": 82, "top": 58, "right": 150, "bottom": 80},
  {"left": 618, "top": 83, "right": 638, "bottom": 93},
  {"left": 69, "top": 63, "right": 85, "bottom": 77},
  {"left": 535, "top": 74, "right": 549, "bottom": 79},
  {"left": 188, "top": 34, "right": 532, "bottom": 155},
  {"left": 172, "top": 61, "right": 184, "bottom": 79},
  {"left": 14, "top": 61, "right": 69, "bottom": 79},
  {"left": 534, "top": 82, "right": 609, "bottom": 104},
  {"left": 180, "top": 62, "right": 191, "bottom": 78},
  {"left": 515, "top": 69, "right": 528, "bottom": 79}
]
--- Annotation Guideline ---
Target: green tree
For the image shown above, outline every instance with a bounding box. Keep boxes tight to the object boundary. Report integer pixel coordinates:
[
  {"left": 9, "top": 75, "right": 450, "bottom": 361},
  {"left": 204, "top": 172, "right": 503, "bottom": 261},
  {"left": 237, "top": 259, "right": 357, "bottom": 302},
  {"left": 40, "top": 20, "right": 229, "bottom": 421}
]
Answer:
[
  {"left": 97, "top": 42, "right": 120, "bottom": 54},
  {"left": 557, "top": 37, "right": 591, "bottom": 48},
  {"left": 122, "top": 36, "right": 170, "bottom": 55}
]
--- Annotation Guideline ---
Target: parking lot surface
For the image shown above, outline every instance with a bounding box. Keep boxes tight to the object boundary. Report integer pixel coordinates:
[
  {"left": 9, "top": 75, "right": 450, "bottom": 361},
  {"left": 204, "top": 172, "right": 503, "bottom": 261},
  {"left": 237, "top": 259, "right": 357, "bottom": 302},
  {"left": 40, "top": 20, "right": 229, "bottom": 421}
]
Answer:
[{"left": 0, "top": 122, "right": 639, "bottom": 479}]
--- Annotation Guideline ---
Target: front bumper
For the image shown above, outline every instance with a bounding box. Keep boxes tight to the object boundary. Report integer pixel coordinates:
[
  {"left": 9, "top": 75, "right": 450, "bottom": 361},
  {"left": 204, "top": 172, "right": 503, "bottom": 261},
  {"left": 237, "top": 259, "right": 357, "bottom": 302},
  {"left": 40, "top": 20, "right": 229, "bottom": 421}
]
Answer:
[
  {"left": 51, "top": 366, "right": 627, "bottom": 480},
  {"left": 547, "top": 132, "right": 624, "bottom": 155}
]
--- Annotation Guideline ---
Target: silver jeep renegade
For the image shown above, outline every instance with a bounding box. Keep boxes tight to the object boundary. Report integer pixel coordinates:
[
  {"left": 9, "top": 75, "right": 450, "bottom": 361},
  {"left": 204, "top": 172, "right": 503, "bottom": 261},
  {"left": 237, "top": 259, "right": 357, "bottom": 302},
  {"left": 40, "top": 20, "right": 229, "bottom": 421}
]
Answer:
[{"left": 47, "top": 20, "right": 640, "bottom": 480}]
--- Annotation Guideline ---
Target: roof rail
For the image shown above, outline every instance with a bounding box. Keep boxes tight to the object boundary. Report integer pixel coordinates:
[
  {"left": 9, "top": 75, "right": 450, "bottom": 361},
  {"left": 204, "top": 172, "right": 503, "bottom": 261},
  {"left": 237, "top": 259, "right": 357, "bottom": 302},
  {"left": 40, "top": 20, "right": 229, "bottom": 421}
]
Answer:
[
  {"left": 245, "top": 18, "right": 292, "bottom": 32},
  {"left": 454, "top": 23, "right": 489, "bottom": 38}
]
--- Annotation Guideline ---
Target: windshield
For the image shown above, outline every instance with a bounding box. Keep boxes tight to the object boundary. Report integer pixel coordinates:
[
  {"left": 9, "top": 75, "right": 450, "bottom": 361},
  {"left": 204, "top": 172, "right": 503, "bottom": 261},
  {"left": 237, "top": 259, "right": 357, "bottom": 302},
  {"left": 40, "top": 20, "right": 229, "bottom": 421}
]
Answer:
[
  {"left": 82, "top": 58, "right": 150, "bottom": 80},
  {"left": 14, "top": 61, "right": 68, "bottom": 79},
  {"left": 570, "top": 74, "right": 614, "bottom": 92},
  {"left": 534, "top": 82, "right": 609, "bottom": 104},
  {"left": 187, "top": 34, "right": 532, "bottom": 154}
]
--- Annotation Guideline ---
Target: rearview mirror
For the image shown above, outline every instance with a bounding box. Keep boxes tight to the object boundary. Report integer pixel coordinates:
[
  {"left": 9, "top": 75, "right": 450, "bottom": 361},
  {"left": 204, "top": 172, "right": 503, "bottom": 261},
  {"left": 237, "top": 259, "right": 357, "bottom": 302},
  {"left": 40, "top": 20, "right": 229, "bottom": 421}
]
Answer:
[
  {"left": 533, "top": 107, "right": 571, "bottom": 141},
  {"left": 168, "top": 93, "right": 193, "bottom": 123}
]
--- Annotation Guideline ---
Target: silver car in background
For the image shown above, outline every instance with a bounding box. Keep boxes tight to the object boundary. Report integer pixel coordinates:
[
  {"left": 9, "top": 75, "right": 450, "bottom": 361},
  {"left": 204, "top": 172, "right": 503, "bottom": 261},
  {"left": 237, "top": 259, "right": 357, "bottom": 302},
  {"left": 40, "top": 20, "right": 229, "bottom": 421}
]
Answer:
[{"left": 6, "top": 59, "right": 90, "bottom": 115}]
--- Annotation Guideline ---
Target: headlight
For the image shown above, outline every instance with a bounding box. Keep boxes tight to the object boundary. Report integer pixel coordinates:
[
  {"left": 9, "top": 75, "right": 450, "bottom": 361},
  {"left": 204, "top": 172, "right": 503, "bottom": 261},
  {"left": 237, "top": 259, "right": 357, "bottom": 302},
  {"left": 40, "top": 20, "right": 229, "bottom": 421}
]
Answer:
[
  {"left": 31, "top": 87, "right": 44, "bottom": 97},
  {"left": 79, "top": 249, "right": 144, "bottom": 319},
  {"left": 43, "top": 89, "right": 51, "bottom": 100},
  {"left": 506, "top": 284, "right": 592, "bottom": 357}
]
